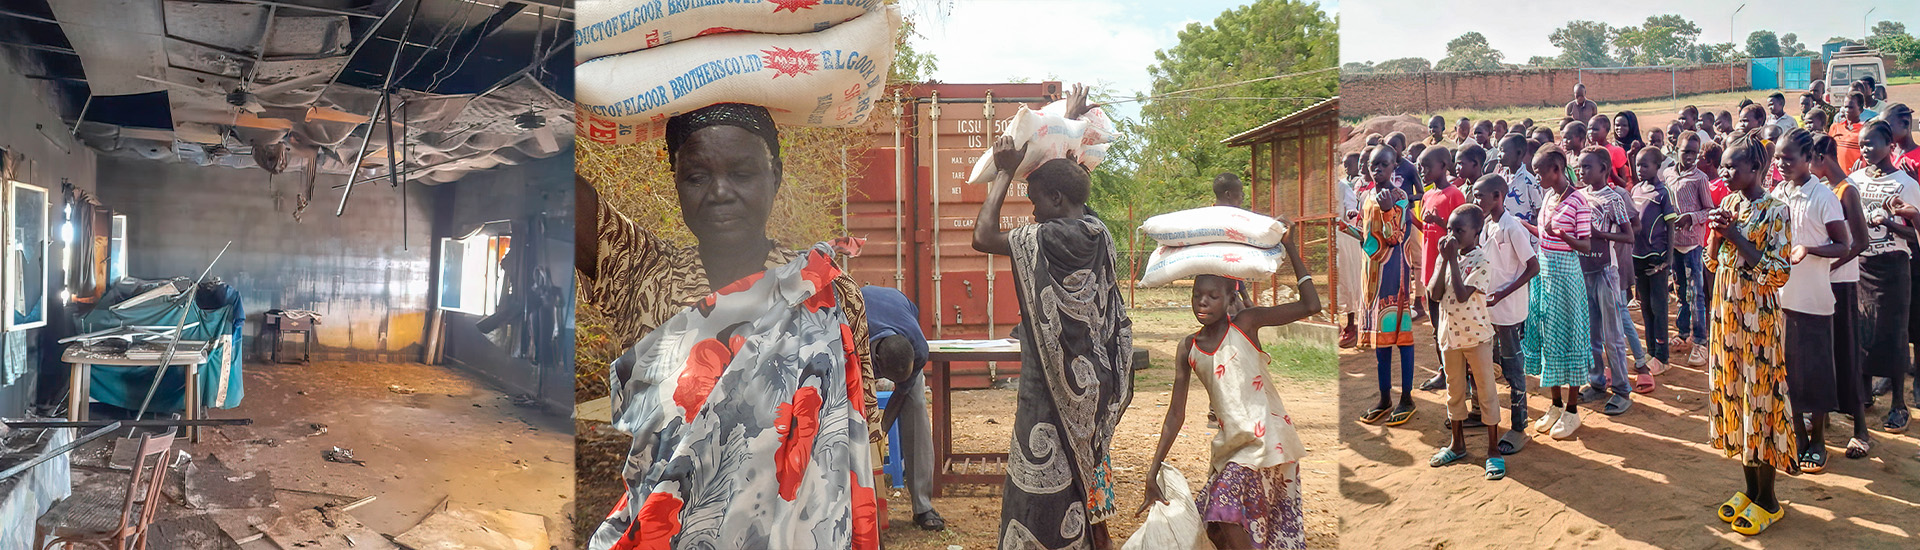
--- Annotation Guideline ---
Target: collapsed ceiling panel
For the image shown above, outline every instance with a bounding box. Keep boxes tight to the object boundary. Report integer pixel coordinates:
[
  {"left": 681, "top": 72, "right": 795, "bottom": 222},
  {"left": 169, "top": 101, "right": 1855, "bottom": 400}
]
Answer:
[{"left": 16, "top": 0, "right": 573, "bottom": 189}]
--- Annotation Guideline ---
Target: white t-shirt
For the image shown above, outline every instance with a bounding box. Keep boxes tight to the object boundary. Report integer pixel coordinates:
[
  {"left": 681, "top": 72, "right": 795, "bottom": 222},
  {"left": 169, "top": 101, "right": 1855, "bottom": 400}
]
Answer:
[
  {"left": 1771, "top": 176, "right": 1844, "bottom": 314},
  {"left": 1479, "top": 212, "right": 1536, "bottom": 326},
  {"left": 1851, "top": 168, "right": 1920, "bottom": 258}
]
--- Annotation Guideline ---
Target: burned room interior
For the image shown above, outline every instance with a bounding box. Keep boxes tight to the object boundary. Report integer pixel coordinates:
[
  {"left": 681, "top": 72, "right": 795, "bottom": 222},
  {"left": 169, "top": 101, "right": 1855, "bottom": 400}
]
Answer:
[{"left": 0, "top": 0, "right": 574, "bottom": 547}]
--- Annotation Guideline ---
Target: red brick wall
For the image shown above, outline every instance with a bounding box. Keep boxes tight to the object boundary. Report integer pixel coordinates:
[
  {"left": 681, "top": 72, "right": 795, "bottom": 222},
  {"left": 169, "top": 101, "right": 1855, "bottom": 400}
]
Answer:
[{"left": 1342, "top": 63, "right": 1752, "bottom": 118}]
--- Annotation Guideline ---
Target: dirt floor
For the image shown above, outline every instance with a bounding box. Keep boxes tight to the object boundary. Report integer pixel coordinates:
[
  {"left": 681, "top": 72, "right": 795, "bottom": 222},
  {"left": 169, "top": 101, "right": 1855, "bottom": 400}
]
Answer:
[
  {"left": 575, "top": 287, "right": 1342, "bottom": 549},
  {"left": 62, "top": 360, "right": 573, "bottom": 548},
  {"left": 1336, "top": 315, "right": 1920, "bottom": 549}
]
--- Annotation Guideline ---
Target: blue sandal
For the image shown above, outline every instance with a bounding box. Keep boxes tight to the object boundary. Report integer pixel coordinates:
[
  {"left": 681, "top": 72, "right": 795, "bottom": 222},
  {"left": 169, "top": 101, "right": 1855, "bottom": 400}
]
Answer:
[
  {"left": 1485, "top": 458, "right": 1507, "bottom": 480},
  {"left": 1429, "top": 447, "right": 1468, "bottom": 468}
]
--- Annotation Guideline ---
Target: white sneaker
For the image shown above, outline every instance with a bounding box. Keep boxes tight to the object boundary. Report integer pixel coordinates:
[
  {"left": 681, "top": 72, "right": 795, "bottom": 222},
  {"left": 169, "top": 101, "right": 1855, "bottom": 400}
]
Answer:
[
  {"left": 1532, "top": 406, "right": 1563, "bottom": 434},
  {"left": 1688, "top": 344, "right": 1709, "bottom": 367},
  {"left": 1647, "top": 358, "right": 1668, "bottom": 376},
  {"left": 1550, "top": 409, "right": 1582, "bottom": 439}
]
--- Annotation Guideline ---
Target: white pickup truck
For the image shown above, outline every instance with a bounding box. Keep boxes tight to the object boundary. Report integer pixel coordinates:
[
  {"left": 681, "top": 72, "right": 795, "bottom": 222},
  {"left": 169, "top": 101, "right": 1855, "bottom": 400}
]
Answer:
[{"left": 1825, "top": 44, "right": 1887, "bottom": 103}]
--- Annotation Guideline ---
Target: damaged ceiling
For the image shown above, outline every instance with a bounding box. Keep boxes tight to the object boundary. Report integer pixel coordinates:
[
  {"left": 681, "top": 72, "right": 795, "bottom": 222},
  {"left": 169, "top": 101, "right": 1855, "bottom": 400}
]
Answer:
[{"left": 0, "top": 0, "right": 573, "bottom": 187}]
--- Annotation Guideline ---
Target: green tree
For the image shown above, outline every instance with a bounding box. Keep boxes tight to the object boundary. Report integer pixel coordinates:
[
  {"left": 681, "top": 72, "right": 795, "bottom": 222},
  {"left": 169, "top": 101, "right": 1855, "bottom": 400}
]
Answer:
[
  {"left": 1373, "top": 57, "right": 1432, "bottom": 73},
  {"left": 1872, "top": 21, "right": 1907, "bottom": 39},
  {"left": 1547, "top": 21, "right": 1616, "bottom": 67},
  {"left": 1779, "top": 33, "right": 1812, "bottom": 57},
  {"left": 1746, "top": 30, "right": 1783, "bottom": 58},
  {"left": 1134, "top": 0, "right": 1337, "bottom": 223},
  {"left": 1342, "top": 61, "right": 1375, "bottom": 74},
  {"left": 889, "top": 15, "right": 938, "bottom": 83},
  {"left": 1869, "top": 32, "right": 1920, "bottom": 67},
  {"left": 1612, "top": 14, "right": 1703, "bottom": 65},
  {"left": 1437, "top": 32, "right": 1505, "bottom": 71}
]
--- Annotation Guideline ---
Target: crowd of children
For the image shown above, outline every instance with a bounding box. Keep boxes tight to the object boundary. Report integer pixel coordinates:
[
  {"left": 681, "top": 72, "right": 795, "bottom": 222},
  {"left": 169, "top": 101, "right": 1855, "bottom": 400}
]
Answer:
[{"left": 1336, "top": 76, "right": 1920, "bottom": 536}]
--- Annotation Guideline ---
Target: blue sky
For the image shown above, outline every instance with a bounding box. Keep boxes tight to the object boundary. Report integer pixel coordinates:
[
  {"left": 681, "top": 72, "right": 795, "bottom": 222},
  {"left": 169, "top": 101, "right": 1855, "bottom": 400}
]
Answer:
[
  {"left": 899, "top": 0, "right": 1338, "bottom": 123},
  {"left": 1342, "top": 0, "right": 1914, "bottom": 65}
]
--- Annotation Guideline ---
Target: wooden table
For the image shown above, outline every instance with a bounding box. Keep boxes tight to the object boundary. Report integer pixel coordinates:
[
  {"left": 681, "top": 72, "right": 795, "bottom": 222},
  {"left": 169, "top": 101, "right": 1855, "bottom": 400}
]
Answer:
[
  {"left": 64, "top": 344, "right": 209, "bottom": 441},
  {"left": 924, "top": 346, "right": 1149, "bottom": 496}
]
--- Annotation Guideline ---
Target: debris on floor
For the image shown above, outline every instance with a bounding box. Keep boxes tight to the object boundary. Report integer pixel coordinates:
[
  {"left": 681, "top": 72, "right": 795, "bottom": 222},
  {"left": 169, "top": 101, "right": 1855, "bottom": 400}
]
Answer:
[
  {"left": 149, "top": 514, "right": 243, "bottom": 550},
  {"left": 183, "top": 454, "right": 276, "bottom": 509},
  {"left": 307, "top": 423, "right": 329, "bottom": 437},
  {"left": 261, "top": 505, "right": 398, "bottom": 550},
  {"left": 510, "top": 395, "right": 541, "bottom": 408},
  {"left": 322, "top": 446, "right": 366, "bottom": 466},
  {"left": 395, "top": 506, "right": 551, "bottom": 550},
  {"left": 388, "top": 384, "right": 416, "bottom": 395}
]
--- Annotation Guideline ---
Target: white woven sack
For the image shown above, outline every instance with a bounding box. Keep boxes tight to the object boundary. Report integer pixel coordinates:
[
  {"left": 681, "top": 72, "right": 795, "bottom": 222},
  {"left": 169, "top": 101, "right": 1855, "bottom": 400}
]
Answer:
[
  {"left": 964, "top": 100, "right": 1115, "bottom": 183},
  {"left": 1121, "top": 463, "right": 1216, "bottom": 550},
  {"left": 1140, "top": 206, "right": 1289, "bottom": 248},
  {"left": 577, "top": 6, "right": 898, "bottom": 145},
  {"left": 575, "top": 0, "right": 880, "bottom": 63},
  {"left": 1138, "top": 242, "right": 1284, "bottom": 288}
]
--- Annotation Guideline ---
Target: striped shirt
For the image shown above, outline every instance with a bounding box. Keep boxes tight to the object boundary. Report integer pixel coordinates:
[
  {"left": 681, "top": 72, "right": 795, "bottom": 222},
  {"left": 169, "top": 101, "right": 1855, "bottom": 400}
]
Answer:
[{"left": 1540, "top": 188, "right": 1593, "bottom": 253}]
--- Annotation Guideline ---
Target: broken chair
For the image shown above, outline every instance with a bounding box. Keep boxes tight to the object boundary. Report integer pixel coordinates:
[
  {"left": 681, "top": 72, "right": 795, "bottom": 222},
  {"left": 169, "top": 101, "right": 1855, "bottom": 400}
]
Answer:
[{"left": 36, "top": 431, "right": 176, "bottom": 550}]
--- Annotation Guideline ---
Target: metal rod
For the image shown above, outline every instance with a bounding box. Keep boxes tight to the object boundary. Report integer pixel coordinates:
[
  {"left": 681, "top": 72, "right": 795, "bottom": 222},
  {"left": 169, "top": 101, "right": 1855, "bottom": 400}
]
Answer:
[
  {"left": 0, "top": 422, "right": 120, "bottom": 481},
  {"left": 218, "top": 0, "right": 379, "bottom": 19},
  {"left": 133, "top": 241, "right": 232, "bottom": 421},
  {"left": 929, "top": 91, "right": 943, "bottom": 338},
  {"left": 315, "top": 0, "right": 410, "bottom": 112},
  {"left": 334, "top": 150, "right": 490, "bottom": 188},
  {"left": 892, "top": 94, "right": 904, "bottom": 288},
  {"left": 335, "top": 92, "right": 385, "bottom": 216},
  {"left": 0, "top": 40, "right": 77, "bottom": 56},
  {"left": 68, "top": 93, "right": 93, "bottom": 142},
  {"left": 3, "top": 419, "right": 251, "bottom": 429}
]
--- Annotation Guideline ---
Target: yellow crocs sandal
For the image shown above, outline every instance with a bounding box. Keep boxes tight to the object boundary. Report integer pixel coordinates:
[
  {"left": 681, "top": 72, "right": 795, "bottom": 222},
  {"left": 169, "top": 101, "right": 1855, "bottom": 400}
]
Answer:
[
  {"left": 1732, "top": 501, "right": 1785, "bottom": 536},
  {"left": 1717, "top": 492, "right": 1752, "bottom": 523}
]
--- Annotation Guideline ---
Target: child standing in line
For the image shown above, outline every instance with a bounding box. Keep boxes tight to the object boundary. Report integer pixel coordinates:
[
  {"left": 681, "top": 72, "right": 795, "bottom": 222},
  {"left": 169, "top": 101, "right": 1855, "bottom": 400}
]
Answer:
[
  {"left": 1811, "top": 133, "right": 1876, "bottom": 459},
  {"left": 1426, "top": 204, "right": 1507, "bottom": 480},
  {"left": 1142, "top": 240, "right": 1321, "bottom": 550},
  {"left": 1706, "top": 134, "right": 1797, "bottom": 536},
  {"left": 1523, "top": 146, "right": 1595, "bottom": 440},
  {"left": 1339, "top": 152, "right": 1367, "bottom": 349},
  {"left": 1496, "top": 134, "right": 1543, "bottom": 228},
  {"left": 1473, "top": 175, "right": 1538, "bottom": 455},
  {"left": 1630, "top": 148, "right": 1676, "bottom": 386},
  {"left": 1593, "top": 116, "right": 1647, "bottom": 368},
  {"left": 1666, "top": 133, "right": 1714, "bottom": 368},
  {"left": 1417, "top": 147, "right": 1468, "bottom": 391},
  {"left": 1360, "top": 146, "right": 1418, "bottom": 426},
  {"left": 1575, "top": 146, "right": 1639, "bottom": 416},
  {"left": 1833, "top": 92, "right": 1867, "bottom": 175},
  {"left": 1851, "top": 120, "right": 1920, "bottom": 433},
  {"left": 1702, "top": 140, "right": 1730, "bottom": 302},
  {"left": 1768, "top": 128, "right": 1853, "bottom": 474},
  {"left": 1422, "top": 145, "right": 1480, "bottom": 392}
]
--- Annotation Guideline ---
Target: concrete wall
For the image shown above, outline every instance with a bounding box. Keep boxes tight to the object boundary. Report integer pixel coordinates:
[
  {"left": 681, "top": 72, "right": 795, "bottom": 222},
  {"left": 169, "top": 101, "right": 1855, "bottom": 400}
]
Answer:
[
  {"left": 1342, "top": 63, "right": 1751, "bottom": 118},
  {"left": 0, "top": 54, "right": 99, "bottom": 415},
  {"left": 431, "top": 155, "right": 573, "bottom": 411},
  {"left": 94, "top": 157, "right": 435, "bottom": 362}
]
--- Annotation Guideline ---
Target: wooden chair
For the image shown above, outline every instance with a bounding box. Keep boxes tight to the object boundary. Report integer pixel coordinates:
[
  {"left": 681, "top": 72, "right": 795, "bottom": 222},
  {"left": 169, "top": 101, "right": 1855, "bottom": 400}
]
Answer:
[{"left": 38, "top": 431, "right": 175, "bottom": 550}]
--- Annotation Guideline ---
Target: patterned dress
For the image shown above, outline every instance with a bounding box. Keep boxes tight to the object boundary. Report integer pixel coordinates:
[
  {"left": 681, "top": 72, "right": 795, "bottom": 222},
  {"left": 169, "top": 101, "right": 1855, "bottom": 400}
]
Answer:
[
  {"left": 1360, "top": 186, "right": 1413, "bottom": 348},
  {"left": 586, "top": 205, "right": 883, "bottom": 550},
  {"left": 1189, "top": 324, "right": 1305, "bottom": 550},
  {"left": 1704, "top": 191, "right": 1796, "bottom": 472},
  {"left": 1523, "top": 188, "right": 1594, "bottom": 388}
]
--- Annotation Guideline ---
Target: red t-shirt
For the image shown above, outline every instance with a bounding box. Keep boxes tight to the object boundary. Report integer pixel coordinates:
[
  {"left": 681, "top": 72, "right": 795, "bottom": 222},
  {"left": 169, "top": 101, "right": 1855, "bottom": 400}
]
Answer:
[
  {"left": 1706, "top": 178, "right": 1730, "bottom": 247},
  {"left": 1831, "top": 120, "right": 1864, "bottom": 172},
  {"left": 1420, "top": 181, "right": 1468, "bottom": 282},
  {"left": 1899, "top": 145, "right": 1920, "bottom": 181}
]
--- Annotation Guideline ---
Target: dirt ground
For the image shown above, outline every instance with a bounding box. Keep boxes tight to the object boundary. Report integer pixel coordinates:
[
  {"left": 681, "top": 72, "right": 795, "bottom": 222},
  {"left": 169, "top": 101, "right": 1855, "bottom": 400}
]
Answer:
[
  {"left": 1336, "top": 316, "right": 1920, "bottom": 549},
  {"left": 575, "top": 287, "right": 1341, "bottom": 549},
  {"left": 167, "top": 360, "right": 575, "bottom": 547}
]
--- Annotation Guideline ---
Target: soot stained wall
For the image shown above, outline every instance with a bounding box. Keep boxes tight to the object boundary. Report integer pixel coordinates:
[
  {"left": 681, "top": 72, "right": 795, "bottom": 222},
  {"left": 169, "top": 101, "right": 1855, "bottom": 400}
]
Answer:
[{"left": 94, "top": 157, "right": 434, "bottom": 361}]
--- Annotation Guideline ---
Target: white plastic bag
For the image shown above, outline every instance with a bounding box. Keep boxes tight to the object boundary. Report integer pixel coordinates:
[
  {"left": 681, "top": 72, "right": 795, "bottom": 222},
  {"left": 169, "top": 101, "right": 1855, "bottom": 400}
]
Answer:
[
  {"left": 577, "top": 6, "right": 899, "bottom": 145},
  {"left": 965, "top": 101, "right": 1115, "bottom": 183},
  {"left": 575, "top": 0, "right": 881, "bottom": 63},
  {"left": 1122, "top": 463, "right": 1216, "bottom": 550},
  {"left": 1138, "top": 242, "right": 1284, "bottom": 288},
  {"left": 1140, "top": 206, "right": 1290, "bottom": 248}
]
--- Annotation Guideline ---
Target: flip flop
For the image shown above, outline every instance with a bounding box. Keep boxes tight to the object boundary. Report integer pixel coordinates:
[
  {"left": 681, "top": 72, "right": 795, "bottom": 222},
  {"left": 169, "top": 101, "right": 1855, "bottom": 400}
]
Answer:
[
  {"left": 1384, "top": 404, "right": 1416, "bottom": 427},
  {"left": 1886, "top": 408, "right": 1910, "bottom": 434},
  {"left": 1718, "top": 492, "right": 1752, "bottom": 523},
  {"left": 1798, "top": 449, "right": 1827, "bottom": 474},
  {"left": 1484, "top": 457, "right": 1507, "bottom": 480},
  {"left": 1498, "top": 430, "right": 1527, "bottom": 455},
  {"left": 1845, "top": 436, "right": 1874, "bottom": 459},
  {"left": 1634, "top": 373, "right": 1656, "bottom": 394},
  {"left": 1360, "top": 406, "right": 1390, "bottom": 424},
  {"left": 1732, "top": 501, "right": 1785, "bottom": 536},
  {"left": 1429, "top": 447, "right": 1468, "bottom": 467}
]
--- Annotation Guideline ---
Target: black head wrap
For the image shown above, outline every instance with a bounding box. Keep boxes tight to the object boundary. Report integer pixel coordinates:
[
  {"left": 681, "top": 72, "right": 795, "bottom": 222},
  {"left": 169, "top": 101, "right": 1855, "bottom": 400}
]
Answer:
[{"left": 665, "top": 103, "right": 780, "bottom": 170}]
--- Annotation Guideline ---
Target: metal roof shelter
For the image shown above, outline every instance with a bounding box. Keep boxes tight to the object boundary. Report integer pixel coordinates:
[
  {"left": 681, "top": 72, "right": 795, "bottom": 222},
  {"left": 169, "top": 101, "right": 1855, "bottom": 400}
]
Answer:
[{"left": 1222, "top": 96, "right": 1343, "bottom": 316}]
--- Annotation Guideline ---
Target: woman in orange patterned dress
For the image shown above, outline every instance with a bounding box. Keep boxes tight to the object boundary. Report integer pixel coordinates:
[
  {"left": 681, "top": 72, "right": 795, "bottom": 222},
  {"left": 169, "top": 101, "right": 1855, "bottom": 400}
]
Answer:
[{"left": 1704, "top": 132, "right": 1796, "bottom": 537}]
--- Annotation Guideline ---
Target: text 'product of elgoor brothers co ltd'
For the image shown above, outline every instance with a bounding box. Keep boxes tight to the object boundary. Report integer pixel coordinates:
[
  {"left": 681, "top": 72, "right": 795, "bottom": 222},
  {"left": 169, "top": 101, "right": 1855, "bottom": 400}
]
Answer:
[
  {"left": 965, "top": 100, "right": 1116, "bottom": 183},
  {"left": 574, "top": 0, "right": 880, "bottom": 64},
  {"left": 1140, "top": 205, "right": 1291, "bottom": 248},
  {"left": 577, "top": 6, "right": 900, "bottom": 146}
]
